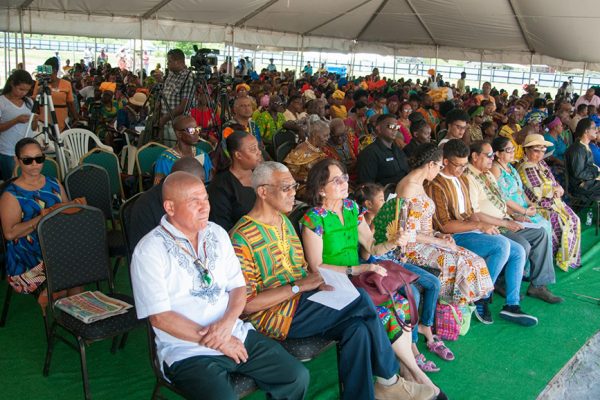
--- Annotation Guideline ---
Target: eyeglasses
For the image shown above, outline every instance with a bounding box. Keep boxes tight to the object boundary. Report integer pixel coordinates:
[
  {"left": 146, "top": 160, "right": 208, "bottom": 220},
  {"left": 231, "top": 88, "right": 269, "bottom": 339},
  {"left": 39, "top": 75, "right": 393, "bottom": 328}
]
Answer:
[
  {"left": 328, "top": 173, "right": 349, "bottom": 186},
  {"left": 451, "top": 123, "right": 468, "bottom": 131},
  {"left": 387, "top": 124, "right": 400, "bottom": 131},
  {"left": 480, "top": 151, "right": 495, "bottom": 159},
  {"left": 500, "top": 147, "right": 515, "bottom": 153},
  {"left": 530, "top": 147, "right": 547, "bottom": 153},
  {"left": 20, "top": 155, "right": 46, "bottom": 165},
  {"left": 260, "top": 182, "right": 300, "bottom": 193},
  {"left": 432, "top": 161, "right": 444, "bottom": 170},
  {"left": 402, "top": 108, "right": 413, "bottom": 113},
  {"left": 448, "top": 159, "right": 468, "bottom": 170},
  {"left": 177, "top": 126, "right": 201, "bottom": 135}
]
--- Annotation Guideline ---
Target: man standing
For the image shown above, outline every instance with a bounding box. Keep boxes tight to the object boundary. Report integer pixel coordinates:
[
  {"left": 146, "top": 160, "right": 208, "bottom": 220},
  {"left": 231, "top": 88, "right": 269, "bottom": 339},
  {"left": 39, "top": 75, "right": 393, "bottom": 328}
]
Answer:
[
  {"left": 267, "top": 58, "right": 277, "bottom": 73},
  {"left": 357, "top": 114, "right": 409, "bottom": 186},
  {"left": 131, "top": 172, "right": 309, "bottom": 400},
  {"left": 159, "top": 49, "right": 194, "bottom": 146},
  {"left": 231, "top": 162, "right": 435, "bottom": 400},
  {"left": 456, "top": 71, "right": 466, "bottom": 95},
  {"left": 465, "top": 141, "right": 563, "bottom": 304},
  {"left": 302, "top": 62, "right": 313, "bottom": 77}
]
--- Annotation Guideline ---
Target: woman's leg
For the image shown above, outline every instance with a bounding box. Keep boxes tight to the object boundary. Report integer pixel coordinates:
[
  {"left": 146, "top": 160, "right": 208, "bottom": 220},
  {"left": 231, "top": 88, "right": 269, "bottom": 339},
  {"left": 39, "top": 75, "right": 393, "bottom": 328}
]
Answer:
[{"left": 390, "top": 333, "right": 439, "bottom": 395}]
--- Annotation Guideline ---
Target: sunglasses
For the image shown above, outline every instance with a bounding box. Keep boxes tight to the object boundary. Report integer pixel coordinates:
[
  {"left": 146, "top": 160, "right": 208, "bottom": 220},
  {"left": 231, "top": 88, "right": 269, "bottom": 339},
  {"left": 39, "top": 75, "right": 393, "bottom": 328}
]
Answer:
[
  {"left": 387, "top": 124, "right": 400, "bottom": 130},
  {"left": 480, "top": 151, "right": 495, "bottom": 159},
  {"left": 20, "top": 155, "right": 46, "bottom": 165},
  {"left": 531, "top": 147, "right": 547, "bottom": 153},
  {"left": 328, "top": 173, "right": 349, "bottom": 186},
  {"left": 177, "top": 127, "right": 201, "bottom": 135}
]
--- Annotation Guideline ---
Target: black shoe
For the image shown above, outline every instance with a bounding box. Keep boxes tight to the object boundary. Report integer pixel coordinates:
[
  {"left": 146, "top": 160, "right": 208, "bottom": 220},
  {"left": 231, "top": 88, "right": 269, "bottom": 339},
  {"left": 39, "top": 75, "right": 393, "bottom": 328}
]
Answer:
[
  {"left": 499, "top": 305, "right": 538, "bottom": 327},
  {"left": 473, "top": 299, "right": 493, "bottom": 325}
]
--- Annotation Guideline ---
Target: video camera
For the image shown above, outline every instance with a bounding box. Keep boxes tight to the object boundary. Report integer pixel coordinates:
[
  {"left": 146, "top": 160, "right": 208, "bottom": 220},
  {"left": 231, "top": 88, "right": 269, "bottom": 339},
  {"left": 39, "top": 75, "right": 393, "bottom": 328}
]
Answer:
[
  {"left": 35, "top": 65, "right": 53, "bottom": 84},
  {"left": 190, "top": 46, "right": 219, "bottom": 79}
]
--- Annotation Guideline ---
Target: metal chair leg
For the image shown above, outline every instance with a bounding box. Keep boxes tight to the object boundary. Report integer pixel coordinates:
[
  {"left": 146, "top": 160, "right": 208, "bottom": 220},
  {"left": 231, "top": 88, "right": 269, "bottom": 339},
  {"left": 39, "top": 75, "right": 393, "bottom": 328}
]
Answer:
[
  {"left": 43, "top": 323, "right": 57, "bottom": 376},
  {"left": 336, "top": 342, "right": 343, "bottom": 397},
  {"left": 151, "top": 380, "right": 162, "bottom": 400},
  {"left": 119, "top": 332, "right": 129, "bottom": 349},
  {"left": 78, "top": 337, "right": 92, "bottom": 400},
  {"left": 0, "top": 284, "right": 13, "bottom": 327},
  {"left": 110, "top": 336, "right": 119, "bottom": 354},
  {"left": 596, "top": 202, "right": 599, "bottom": 236}
]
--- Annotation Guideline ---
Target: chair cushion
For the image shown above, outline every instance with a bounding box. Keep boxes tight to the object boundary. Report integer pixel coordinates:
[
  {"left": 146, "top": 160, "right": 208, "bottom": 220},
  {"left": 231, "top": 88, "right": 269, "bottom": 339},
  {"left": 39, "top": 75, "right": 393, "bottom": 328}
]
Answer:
[
  {"left": 280, "top": 336, "right": 334, "bottom": 362},
  {"left": 54, "top": 293, "right": 143, "bottom": 341}
]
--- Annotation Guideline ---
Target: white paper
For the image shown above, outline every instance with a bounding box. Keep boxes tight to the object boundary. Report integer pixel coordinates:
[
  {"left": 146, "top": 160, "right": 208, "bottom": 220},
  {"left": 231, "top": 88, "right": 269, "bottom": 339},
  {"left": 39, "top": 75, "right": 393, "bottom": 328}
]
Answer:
[
  {"left": 307, "top": 268, "right": 360, "bottom": 310},
  {"left": 520, "top": 221, "right": 544, "bottom": 230}
]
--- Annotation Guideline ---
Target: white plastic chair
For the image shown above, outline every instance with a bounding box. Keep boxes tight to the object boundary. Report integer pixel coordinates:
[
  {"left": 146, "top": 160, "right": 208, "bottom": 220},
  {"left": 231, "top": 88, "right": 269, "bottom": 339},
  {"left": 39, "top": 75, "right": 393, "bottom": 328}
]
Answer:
[{"left": 61, "top": 128, "right": 113, "bottom": 170}]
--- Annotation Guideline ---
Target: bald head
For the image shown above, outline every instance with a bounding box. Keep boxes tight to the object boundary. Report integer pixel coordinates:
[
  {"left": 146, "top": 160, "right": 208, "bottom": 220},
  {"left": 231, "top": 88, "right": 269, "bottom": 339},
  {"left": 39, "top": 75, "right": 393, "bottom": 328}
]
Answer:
[
  {"left": 163, "top": 171, "right": 203, "bottom": 203},
  {"left": 173, "top": 115, "right": 196, "bottom": 131},
  {"left": 162, "top": 171, "right": 210, "bottom": 234},
  {"left": 172, "top": 156, "right": 205, "bottom": 182}
]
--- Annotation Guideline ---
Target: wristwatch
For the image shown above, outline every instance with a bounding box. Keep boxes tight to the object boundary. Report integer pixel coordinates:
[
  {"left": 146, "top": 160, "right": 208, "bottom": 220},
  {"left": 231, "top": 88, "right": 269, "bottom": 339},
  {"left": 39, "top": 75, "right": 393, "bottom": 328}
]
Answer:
[
  {"left": 346, "top": 266, "right": 353, "bottom": 277},
  {"left": 290, "top": 283, "right": 300, "bottom": 294}
]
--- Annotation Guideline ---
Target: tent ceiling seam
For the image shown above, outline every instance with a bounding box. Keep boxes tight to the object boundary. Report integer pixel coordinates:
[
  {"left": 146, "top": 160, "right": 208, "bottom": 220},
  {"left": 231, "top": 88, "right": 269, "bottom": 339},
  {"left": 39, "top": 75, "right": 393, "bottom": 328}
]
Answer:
[
  {"left": 355, "top": 0, "right": 389, "bottom": 41},
  {"left": 403, "top": 0, "right": 437, "bottom": 46},
  {"left": 303, "top": 0, "right": 374, "bottom": 36},
  {"left": 507, "top": 0, "right": 535, "bottom": 54},
  {"left": 142, "top": 0, "right": 173, "bottom": 19},
  {"left": 234, "top": 0, "right": 280, "bottom": 28},
  {"left": 19, "top": 0, "right": 34, "bottom": 10}
]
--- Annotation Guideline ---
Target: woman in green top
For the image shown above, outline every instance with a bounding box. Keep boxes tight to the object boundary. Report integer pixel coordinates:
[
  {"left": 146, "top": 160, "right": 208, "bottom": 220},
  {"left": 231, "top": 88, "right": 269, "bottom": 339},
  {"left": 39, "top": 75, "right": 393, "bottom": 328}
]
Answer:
[{"left": 301, "top": 158, "right": 441, "bottom": 396}]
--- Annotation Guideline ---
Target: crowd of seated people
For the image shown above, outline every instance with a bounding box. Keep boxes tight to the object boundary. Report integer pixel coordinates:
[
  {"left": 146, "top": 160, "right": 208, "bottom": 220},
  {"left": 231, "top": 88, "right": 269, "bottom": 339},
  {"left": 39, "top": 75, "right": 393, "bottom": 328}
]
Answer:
[{"left": 3, "top": 53, "right": 597, "bottom": 400}]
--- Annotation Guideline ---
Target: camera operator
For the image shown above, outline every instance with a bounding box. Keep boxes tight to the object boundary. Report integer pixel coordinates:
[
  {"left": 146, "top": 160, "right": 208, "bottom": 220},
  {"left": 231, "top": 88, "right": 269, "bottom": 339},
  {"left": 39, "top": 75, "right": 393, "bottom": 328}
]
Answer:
[
  {"left": 32, "top": 57, "right": 79, "bottom": 132},
  {"left": 159, "top": 49, "right": 193, "bottom": 146}
]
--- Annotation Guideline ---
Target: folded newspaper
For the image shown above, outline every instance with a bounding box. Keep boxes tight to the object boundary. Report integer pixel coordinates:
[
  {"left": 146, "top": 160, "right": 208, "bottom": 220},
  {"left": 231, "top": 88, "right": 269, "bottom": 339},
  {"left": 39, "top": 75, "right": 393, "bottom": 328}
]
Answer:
[{"left": 54, "top": 291, "right": 132, "bottom": 324}]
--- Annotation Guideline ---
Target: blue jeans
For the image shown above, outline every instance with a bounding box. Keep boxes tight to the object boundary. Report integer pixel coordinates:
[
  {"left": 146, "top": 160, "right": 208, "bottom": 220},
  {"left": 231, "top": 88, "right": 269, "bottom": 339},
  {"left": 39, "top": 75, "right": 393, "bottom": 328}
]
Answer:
[
  {"left": 398, "top": 263, "right": 440, "bottom": 343},
  {"left": 453, "top": 232, "right": 525, "bottom": 306},
  {"left": 0, "top": 153, "right": 15, "bottom": 181}
]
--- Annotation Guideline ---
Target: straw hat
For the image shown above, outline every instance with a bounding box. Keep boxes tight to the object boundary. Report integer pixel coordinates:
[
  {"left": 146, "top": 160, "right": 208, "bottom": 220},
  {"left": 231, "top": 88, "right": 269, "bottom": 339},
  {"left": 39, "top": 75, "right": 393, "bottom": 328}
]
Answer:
[
  {"left": 522, "top": 134, "right": 553, "bottom": 148},
  {"left": 128, "top": 92, "right": 147, "bottom": 107}
]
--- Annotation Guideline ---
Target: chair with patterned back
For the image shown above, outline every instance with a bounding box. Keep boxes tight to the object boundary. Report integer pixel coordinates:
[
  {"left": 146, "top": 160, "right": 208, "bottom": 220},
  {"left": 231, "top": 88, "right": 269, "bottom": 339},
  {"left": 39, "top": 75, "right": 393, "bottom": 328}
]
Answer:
[
  {"left": 118, "top": 192, "right": 142, "bottom": 265},
  {"left": 38, "top": 204, "right": 143, "bottom": 400},
  {"left": 136, "top": 142, "right": 168, "bottom": 192},
  {"left": 196, "top": 139, "right": 215, "bottom": 154},
  {"left": 64, "top": 165, "right": 127, "bottom": 277},
  {"left": 276, "top": 141, "right": 295, "bottom": 163},
  {"left": 80, "top": 148, "right": 125, "bottom": 202}
]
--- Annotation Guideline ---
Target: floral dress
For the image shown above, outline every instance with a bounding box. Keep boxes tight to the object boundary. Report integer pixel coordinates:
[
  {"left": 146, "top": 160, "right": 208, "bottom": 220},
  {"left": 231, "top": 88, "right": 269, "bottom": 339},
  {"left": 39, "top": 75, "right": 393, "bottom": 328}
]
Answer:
[
  {"left": 301, "top": 199, "right": 409, "bottom": 342},
  {"left": 373, "top": 196, "right": 494, "bottom": 305},
  {"left": 518, "top": 159, "right": 581, "bottom": 271}
]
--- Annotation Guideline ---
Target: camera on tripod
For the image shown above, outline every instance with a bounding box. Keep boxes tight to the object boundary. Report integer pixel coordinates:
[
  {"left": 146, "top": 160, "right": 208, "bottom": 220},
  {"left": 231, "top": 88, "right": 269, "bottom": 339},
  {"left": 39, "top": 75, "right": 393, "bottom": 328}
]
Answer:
[
  {"left": 35, "top": 65, "right": 53, "bottom": 83},
  {"left": 190, "top": 46, "right": 219, "bottom": 79}
]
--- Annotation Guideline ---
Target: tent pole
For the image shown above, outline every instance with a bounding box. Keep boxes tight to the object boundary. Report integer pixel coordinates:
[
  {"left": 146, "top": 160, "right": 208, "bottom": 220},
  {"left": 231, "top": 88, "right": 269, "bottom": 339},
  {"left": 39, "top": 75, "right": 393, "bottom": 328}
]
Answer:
[
  {"left": 94, "top": 37, "right": 97, "bottom": 68},
  {"left": 478, "top": 51, "right": 483, "bottom": 88},
  {"left": 280, "top": 49, "right": 284, "bottom": 75},
  {"left": 19, "top": 9, "right": 25, "bottom": 69},
  {"left": 434, "top": 45, "right": 439, "bottom": 77},
  {"left": 140, "top": 19, "right": 144, "bottom": 76},
  {"left": 14, "top": 32, "right": 18, "bottom": 69},
  {"left": 580, "top": 62, "right": 587, "bottom": 94},
  {"left": 231, "top": 27, "right": 236, "bottom": 75},
  {"left": 133, "top": 38, "right": 137, "bottom": 73},
  {"left": 393, "top": 49, "right": 397, "bottom": 81},
  {"left": 528, "top": 52, "right": 533, "bottom": 84},
  {"left": 4, "top": 32, "right": 8, "bottom": 79}
]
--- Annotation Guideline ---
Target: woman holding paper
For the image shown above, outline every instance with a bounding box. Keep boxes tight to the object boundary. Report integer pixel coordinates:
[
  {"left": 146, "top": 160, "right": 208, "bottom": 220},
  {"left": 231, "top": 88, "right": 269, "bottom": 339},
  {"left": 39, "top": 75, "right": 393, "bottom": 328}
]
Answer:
[{"left": 301, "top": 158, "right": 442, "bottom": 397}]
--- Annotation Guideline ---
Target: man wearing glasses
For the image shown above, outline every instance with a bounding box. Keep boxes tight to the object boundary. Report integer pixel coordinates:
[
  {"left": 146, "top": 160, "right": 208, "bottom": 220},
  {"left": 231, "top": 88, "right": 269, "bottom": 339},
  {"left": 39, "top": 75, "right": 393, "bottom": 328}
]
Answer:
[
  {"left": 437, "top": 109, "right": 469, "bottom": 147},
  {"left": 465, "top": 141, "right": 562, "bottom": 307},
  {"left": 426, "top": 139, "right": 538, "bottom": 327},
  {"left": 131, "top": 171, "right": 309, "bottom": 400},
  {"left": 357, "top": 114, "right": 409, "bottom": 186},
  {"left": 231, "top": 162, "right": 434, "bottom": 400},
  {"left": 154, "top": 115, "right": 213, "bottom": 185}
]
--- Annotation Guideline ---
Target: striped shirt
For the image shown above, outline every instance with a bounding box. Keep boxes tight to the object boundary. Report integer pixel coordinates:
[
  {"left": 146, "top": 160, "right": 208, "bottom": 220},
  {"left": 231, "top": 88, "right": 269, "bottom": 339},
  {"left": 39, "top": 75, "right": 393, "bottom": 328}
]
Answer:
[
  {"left": 425, "top": 173, "right": 475, "bottom": 232},
  {"left": 230, "top": 214, "right": 307, "bottom": 340}
]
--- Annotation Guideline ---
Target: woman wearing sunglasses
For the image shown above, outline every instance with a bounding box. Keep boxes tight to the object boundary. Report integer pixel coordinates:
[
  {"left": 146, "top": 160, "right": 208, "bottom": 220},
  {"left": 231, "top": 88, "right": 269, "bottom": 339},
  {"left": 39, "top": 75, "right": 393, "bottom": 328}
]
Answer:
[
  {"left": 0, "top": 138, "right": 83, "bottom": 307},
  {"left": 0, "top": 70, "right": 38, "bottom": 181},
  {"left": 517, "top": 134, "right": 581, "bottom": 271}
]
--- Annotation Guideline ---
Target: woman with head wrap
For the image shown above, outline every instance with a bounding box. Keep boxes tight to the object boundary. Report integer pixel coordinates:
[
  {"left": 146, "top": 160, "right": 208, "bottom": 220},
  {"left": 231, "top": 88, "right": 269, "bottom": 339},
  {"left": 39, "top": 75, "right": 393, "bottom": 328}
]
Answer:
[
  {"left": 330, "top": 89, "right": 347, "bottom": 119},
  {"left": 499, "top": 106, "right": 526, "bottom": 161}
]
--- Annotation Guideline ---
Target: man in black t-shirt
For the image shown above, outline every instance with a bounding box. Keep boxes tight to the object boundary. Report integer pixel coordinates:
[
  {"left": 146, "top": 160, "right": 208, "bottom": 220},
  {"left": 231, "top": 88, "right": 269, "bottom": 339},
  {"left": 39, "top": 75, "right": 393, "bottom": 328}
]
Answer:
[{"left": 357, "top": 114, "right": 409, "bottom": 186}]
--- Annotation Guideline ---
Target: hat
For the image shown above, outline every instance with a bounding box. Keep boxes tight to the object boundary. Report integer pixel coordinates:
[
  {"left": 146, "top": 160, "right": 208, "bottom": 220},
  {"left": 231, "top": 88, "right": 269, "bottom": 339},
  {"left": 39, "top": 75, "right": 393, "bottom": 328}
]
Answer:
[
  {"left": 128, "top": 92, "right": 147, "bottom": 107},
  {"left": 303, "top": 89, "right": 316, "bottom": 101},
  {"left": 236, "top": 83, "right": 250, "bottom": 92},
  {"left": 545, "top": 116, "right": 562, "bottom": 130},
  {"left": 522, "top": 134, "right": 553, "bottom": 148},
  {"left": 331, "top": 89, "right": 345, "bottom": 100}
]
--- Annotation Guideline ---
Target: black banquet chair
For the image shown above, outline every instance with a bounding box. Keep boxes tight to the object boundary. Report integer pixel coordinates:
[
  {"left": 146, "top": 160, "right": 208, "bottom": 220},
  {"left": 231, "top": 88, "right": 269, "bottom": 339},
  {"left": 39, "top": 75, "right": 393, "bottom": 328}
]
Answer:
[{"left": 38, "top": 204, "right": 143, "bottom": 400}]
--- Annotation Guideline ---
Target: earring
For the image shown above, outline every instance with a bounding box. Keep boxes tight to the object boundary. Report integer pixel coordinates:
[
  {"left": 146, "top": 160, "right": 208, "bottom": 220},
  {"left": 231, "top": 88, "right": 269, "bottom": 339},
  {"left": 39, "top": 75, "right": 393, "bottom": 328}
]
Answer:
[{"left": 320, "top": 192, "right": 326, "bottom": 197}]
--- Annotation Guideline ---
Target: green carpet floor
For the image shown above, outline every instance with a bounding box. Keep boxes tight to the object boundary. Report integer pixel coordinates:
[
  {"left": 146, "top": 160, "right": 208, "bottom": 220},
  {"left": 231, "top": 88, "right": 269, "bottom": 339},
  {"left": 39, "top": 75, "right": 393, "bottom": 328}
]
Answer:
[{"left": 1, "top": 224, "right": 599, "bottom": 400}]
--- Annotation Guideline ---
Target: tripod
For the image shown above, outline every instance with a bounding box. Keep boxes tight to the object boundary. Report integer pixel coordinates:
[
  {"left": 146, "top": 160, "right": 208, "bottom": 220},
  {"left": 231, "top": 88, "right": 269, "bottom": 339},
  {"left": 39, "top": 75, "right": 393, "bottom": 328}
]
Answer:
[{"left": 25, "top": 77, "right": 69, "bottom": 178}]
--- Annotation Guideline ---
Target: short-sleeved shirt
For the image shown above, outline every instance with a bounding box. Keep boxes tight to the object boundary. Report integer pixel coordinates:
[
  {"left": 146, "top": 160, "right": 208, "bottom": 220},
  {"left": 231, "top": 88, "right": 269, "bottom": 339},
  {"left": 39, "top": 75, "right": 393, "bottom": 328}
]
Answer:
[
  {"left": 357, "top": 138, "right": 409, "bottom": 186},
  {"left": 131, "top": 217, "right": 253, "bottom": 368},
  {"left": 0, "top": 95, "right": 32, "bottom": 156},
  {"left": 154, "top": 147, "right": 212, "bottom": 183},
  {"left": 252, "top": 111, "right": 286, "bottom": 143},
  {"left": 161, "top": 69, "right": 193, "bottom": 116},
  {"left": 230, "top": 215, "right": 307, "bottom": 340},
  {"left": 300, "top": 199, "right": 362, "bottom": 267},
  {"left": 32, "top": 79, "right": 74, "bottom": 131}
]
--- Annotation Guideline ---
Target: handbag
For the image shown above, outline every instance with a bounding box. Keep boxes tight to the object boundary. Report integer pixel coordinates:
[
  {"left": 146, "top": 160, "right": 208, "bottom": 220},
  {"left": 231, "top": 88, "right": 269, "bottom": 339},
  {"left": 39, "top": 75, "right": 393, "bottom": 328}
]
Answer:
[
  {"left": 458, "top": 304, "right": 475, "bottom": 336},
  {"left": 352, "top": 260, "right": 419, "bottom": 331},
  {"left": 435, "top": 300, "right": 462, "bottom": 341}
]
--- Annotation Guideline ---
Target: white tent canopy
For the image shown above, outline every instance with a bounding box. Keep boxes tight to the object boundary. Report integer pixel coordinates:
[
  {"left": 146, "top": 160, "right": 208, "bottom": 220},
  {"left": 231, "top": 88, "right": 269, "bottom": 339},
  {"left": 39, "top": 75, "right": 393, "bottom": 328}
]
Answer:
[{"left": 2, "top": 0, "right": 600, "bottom": 70}]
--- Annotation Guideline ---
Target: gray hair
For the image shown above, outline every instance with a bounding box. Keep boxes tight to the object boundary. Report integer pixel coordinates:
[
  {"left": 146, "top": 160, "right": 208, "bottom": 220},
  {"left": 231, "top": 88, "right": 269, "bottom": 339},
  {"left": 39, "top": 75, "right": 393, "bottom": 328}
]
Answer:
[
  {"left": 251, "top": 161, "right": 290, "bottom": 190},
  {"left": 308, "top": 119, "right": 330, "bottom": 139}
]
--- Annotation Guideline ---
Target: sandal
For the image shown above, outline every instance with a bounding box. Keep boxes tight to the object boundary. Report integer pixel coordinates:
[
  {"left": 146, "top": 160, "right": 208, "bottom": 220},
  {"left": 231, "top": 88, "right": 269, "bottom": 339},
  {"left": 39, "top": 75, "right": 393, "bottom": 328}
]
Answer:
[
  {"left": 415, "top": 353, "right": 440, "bottom": 372},
  {"left": 427, "top": 336, "right": 455, "bottom": 361}
]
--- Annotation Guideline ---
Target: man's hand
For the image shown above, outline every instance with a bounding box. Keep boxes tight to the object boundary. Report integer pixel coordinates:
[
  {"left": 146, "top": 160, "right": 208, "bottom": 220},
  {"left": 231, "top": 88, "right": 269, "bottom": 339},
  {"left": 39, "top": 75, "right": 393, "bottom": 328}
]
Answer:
[
  {"left": 296, "top": 273, "right": 325, "bottom": 292},
  {"left": 513, "top": 214, "right": 531, "bottom": 223},
  {"left": 478, "top": 223, "right": 500, "bottom": 235},
  {"left": 218, "top": 336, "right": 248, "bottom": 364},
  {"left": 504, "top": 220, "right": 523, "bottom": 232},
  {"left": 198, "top": 317, "right": 236, "bottom": 350}
]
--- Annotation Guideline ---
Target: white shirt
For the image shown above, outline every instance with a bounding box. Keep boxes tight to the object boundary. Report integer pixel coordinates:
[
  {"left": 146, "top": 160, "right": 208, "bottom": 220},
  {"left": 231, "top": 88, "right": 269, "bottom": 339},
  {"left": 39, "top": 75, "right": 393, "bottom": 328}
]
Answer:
[
  {"left": 131, "top": 215, "right": 253, "bottom": 368},
  {"left": 439, "top": 171, "right": 466, "bottom": 214}
]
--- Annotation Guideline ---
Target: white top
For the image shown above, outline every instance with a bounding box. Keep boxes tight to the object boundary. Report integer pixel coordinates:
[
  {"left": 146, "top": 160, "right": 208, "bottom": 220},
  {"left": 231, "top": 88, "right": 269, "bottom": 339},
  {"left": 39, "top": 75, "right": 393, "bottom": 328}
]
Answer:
[
  {"left": 0, "top": 95, "right": 32, "bottom": 156},
  {"left": 131, "top": 215, "right": 253, "bottom": 368},
  {"left": 439, "top": 171, "right": 466, "bottom": 214}
]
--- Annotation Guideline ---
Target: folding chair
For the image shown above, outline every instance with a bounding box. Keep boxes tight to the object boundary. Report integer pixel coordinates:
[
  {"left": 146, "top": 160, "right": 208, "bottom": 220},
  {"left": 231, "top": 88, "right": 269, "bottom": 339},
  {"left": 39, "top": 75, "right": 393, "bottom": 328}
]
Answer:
[
  {"left": 136, "top": 142, "right": 168, "bottom": 192},
  {"left": 38, "top": 204, "right": 143, "bottom": 400},
  {"left": 276, "top": 141, "right": 295, "bottom": 163},
  {"left": 119, "top": 192, "right": 142, "bottom": 265},
  {"left": 13, "top": 157, "right": 61, "bottom": 181},
  {"left": 80, "top": 148, "right": 125, "bottom": 202},
  {"left": 65, "top": 165, "right": 128, "bottom": 277},
  {"left": 62, "top": 128, "right": 113, "bottom": 169}
]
